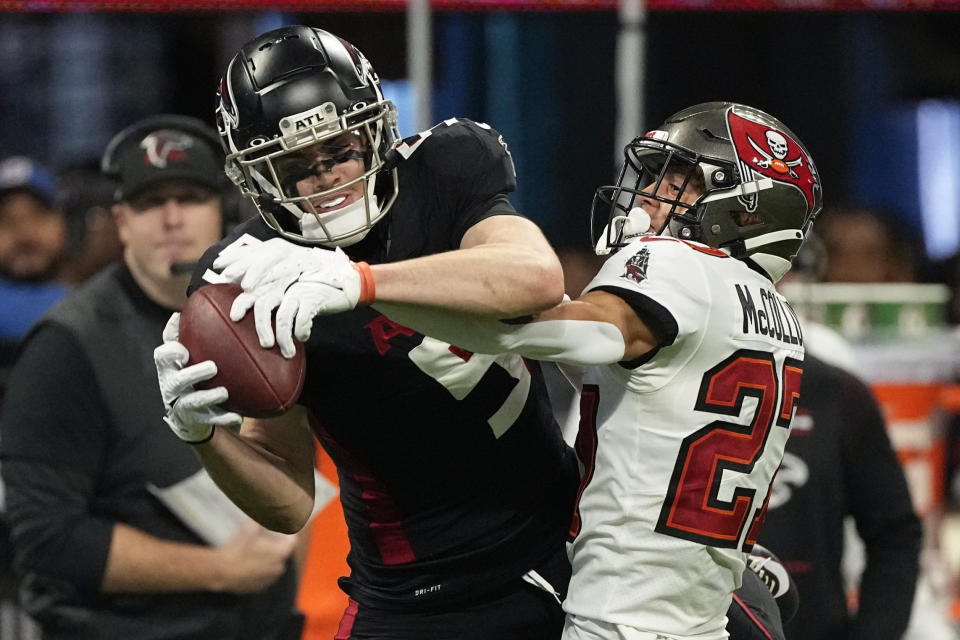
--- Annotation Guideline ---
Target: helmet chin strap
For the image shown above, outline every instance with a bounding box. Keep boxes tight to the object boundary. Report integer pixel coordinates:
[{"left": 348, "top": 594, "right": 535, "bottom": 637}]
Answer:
[
  {"left": 300, "top": 198, "right": 378, "bottom": 247},
  {"left": 299, "top": 177, "right": 381, "bottom": 247},
  {"left": 252, "top": 167, "right": 282, "bottom": 199}
]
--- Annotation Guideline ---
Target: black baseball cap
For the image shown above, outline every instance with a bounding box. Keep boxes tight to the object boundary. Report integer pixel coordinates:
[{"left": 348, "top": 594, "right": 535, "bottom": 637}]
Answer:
[{"left": 102, "top": 115, "right": 224, "bottom": 202}]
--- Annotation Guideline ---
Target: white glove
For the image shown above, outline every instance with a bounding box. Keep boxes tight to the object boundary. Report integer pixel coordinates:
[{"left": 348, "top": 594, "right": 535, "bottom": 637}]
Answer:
[
  {"left": 154, "top": 313, "right": 243, "bottom": 443},
  {"left": 271, "top": 278, "right": 356, "bottom": 358},
  {"left": 212, "top": 238, "right": 374, "bottom": 359},
  {"left": 214, "top": 237, "right": 343, "bottom": 292}
]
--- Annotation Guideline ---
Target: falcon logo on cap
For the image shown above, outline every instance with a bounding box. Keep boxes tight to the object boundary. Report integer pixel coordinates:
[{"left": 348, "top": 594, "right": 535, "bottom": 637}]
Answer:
[{"left": 140, "top": 131, "right": 194, "bottom": 169}]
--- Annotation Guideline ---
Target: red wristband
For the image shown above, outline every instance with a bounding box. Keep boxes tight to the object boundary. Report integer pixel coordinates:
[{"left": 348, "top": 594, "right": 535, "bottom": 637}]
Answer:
[{"left": 353, "top": 261, "right": 376, "bottom": 306}]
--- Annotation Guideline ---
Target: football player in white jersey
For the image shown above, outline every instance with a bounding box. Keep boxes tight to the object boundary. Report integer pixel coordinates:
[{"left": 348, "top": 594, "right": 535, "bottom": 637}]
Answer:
[
  {"left": 207, "top": 101, "right": 821, "bottom": 640},
  {"left": 369, "top": 102, "right": 821, "bottom": 640}
]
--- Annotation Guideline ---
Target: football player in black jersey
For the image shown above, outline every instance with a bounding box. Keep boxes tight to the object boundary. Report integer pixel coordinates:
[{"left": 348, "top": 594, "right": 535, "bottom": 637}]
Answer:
[{"left": 153, "top": 25, "right": 578, "bottom": 640}]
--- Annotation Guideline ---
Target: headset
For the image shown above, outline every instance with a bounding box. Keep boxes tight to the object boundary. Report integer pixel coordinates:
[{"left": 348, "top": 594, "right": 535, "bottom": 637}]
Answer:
[{"left": 100, "top": 114, "right": 246, "bottom": 234}]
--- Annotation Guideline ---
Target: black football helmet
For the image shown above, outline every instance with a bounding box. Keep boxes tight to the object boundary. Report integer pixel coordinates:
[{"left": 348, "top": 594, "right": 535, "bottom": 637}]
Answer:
[
  {"left": 216, "top": 25, "right": 400, "bottom": 247},
  {"left": 591, "top": 102, "right": 822, "bottom": 282}
]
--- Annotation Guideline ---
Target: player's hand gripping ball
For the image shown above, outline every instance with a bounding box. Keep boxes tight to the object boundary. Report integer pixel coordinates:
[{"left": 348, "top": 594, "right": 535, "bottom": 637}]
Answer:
[{"left": 178, "top": 283, "right": 306, "bottom": 418}]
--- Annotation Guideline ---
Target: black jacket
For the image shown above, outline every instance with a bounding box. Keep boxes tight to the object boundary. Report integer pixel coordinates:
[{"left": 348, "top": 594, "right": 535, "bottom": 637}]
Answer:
[
  {"left": 760, "top": 354, "right": 922, "bottom": 640},
  {"left": 0, "top": 263, "right": 300, "bottom": 640}
]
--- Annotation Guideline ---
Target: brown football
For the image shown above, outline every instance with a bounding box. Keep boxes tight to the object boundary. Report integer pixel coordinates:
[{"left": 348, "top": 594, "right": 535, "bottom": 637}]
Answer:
[{"left": 179, "top": 283, "right": 306, "bottom": 418}]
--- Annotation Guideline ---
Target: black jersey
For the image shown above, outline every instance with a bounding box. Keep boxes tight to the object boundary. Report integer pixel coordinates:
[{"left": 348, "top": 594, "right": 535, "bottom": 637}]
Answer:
[{"left": 192, "top": 119, "right": 579, "bottom": 610}]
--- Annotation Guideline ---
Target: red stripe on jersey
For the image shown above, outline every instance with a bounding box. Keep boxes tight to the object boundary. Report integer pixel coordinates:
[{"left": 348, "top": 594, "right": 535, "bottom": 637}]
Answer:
[
  {"left": 637, "top": 235, "right": 729, "bottom": 257},
  {"left": 334, "top": 598, "right": 359, "bottom": 640},
  {"left": 448, "top": 344, "right": 473, "bottom": 361},
  {"left": 730, "top": 592, "right": 777, "bottom": 640},
  {"left": 361, "top": 482, "right": 417, "bottom": 564},
  {"left": 310, "top": 416, "right": 417, "bottom": 565}
]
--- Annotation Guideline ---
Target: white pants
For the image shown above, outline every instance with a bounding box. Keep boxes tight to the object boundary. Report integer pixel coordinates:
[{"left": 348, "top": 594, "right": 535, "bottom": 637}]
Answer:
[{"left": 562, "top": 614, "right": 729, "bottom": 640}]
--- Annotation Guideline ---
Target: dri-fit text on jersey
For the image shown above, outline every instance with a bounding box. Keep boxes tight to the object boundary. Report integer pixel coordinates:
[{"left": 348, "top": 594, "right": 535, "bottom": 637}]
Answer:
[{"left": 735, "top": 283, "right": 804, "bottom": 346}]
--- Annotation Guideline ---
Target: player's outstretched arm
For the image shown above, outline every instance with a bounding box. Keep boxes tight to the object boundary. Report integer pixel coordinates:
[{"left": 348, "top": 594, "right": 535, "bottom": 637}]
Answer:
[
  {"left": 372, "top": 300, "right": 624, "bottom": 366},
  {"left": 213, "top": 216, "right": 565, "bottom": 359},
  {"left": 375, "top": 289, "right": 658, "bottom": 366},
  {"left": 371, "top": 215, "right": 565, "bottom": 317}
]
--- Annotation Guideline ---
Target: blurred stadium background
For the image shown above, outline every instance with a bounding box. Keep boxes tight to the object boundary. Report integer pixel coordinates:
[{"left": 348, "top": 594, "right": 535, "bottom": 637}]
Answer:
[{"left": 4, "top": 1, "right": 960, "bottom": 639}]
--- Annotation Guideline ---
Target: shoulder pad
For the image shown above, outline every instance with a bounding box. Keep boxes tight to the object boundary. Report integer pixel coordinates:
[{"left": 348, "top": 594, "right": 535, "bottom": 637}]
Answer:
[{"left": 395, "top": 118, "right": 516, "bottom": 186}]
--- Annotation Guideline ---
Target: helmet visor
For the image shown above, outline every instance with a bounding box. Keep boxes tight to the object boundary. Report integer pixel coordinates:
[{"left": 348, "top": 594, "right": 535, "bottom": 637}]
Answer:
[{"left": 272, "top": 137, "right": 369, "bottom": 199}]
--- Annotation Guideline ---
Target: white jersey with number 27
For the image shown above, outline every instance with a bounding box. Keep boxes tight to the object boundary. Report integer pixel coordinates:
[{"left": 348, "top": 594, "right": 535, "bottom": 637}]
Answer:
[{"left": 563, "top": 236, "right": 804, "bottom": 640}]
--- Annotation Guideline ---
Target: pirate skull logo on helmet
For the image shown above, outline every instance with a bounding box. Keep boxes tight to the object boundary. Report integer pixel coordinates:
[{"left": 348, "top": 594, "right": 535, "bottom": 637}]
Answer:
[{"left": 590, "top": 101, "right": 822, "bottom": 283}]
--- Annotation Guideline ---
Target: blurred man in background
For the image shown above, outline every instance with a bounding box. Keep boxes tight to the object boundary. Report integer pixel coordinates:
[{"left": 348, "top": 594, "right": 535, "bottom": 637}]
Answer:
[
  {"left": 0, "top": 115, "right": 304, "bottom": 640},
  {"left": 0, "top": 159, "right": 74, "bottom": 637},
  {"left": 0, "top": 157, "right": 67, "bottom": 286},
  {"left": 815, "top": 206, "right": 922, "bottom": 284},
  {"left": 0, "top": 157, "right": 70, "bottom": 400}
]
